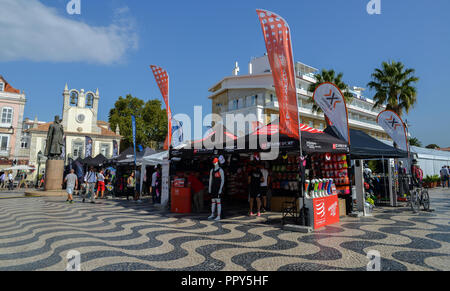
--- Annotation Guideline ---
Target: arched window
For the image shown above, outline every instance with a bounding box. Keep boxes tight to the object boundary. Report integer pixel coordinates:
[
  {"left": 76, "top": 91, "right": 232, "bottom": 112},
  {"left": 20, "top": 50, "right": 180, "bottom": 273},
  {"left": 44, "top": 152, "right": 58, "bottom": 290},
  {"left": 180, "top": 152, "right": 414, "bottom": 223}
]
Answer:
[
  {"left": 70, "top": 91, "right": 78, "bottom": 106},
  {"left": 1, "top": 107, "right": 13, "bottom": 125},
  {"left": 86, "top": 93, "right": 94, "bottom": 108}
]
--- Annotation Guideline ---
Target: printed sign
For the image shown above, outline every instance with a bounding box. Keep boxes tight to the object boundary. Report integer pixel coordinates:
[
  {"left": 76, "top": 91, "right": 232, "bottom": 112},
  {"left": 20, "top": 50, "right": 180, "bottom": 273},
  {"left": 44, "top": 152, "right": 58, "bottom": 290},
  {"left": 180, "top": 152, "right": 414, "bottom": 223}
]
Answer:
[
  {"left": 313, "top": 195, "right": 340, "bottom": 229},
  {"left": 313, "top": 83, "right": 351, "bottom": 143},
  {"left": 377, "top": 110, "right": 409, "bottom": 153}
]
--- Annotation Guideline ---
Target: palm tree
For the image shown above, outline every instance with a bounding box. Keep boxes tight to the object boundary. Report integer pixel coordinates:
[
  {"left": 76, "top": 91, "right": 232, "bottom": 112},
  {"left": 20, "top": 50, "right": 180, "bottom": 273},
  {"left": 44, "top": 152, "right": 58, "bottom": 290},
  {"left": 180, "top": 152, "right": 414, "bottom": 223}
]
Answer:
[
  {"left": 409, "top": 137, "right": 422, "bottom": 147},
  {"left": 367, "top": 61, "right": 419, "bottom": 116},
  {"left": 307, "top": 69, "right": 354, "bottom": 117},
  {"left": 425, "top": 144, "right": 440, "bottom": 149}
]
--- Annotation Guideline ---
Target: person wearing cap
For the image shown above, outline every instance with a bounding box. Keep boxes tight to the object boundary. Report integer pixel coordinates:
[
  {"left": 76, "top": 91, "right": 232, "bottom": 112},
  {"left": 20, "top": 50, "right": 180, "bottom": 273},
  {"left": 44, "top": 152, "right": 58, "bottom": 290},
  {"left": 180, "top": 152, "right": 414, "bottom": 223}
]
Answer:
[{"left": 208, "top": 158, "right": 225, "bottom": 221}]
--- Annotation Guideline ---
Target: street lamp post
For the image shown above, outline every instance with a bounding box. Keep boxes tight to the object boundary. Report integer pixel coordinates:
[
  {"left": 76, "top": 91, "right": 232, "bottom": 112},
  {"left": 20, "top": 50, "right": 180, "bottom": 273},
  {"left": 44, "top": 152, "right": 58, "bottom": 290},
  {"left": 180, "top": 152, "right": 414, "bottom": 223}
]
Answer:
[{"left": 35, "top": 151, "right": 43, "bottom": 188}]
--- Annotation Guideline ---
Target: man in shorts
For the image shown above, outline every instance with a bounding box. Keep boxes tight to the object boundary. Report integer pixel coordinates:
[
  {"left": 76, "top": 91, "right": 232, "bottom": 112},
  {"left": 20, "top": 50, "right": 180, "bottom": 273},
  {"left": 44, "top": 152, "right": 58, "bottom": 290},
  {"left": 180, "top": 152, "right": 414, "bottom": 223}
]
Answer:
[
  {"left": 96, "top": 169, "right": 106, "bottom": 199},
  {"left": 248, "top": 163, "right": 263, "bottom": 217},
  {"left": 64, "top": 169, "right": 78, "bottom": 204}
]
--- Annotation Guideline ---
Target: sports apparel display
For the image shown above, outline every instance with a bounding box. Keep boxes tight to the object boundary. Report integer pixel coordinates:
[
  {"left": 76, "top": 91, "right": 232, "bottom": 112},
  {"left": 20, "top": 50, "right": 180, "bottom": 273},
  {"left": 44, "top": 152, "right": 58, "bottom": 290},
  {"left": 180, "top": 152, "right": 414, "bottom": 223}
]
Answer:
[{"left": 208, "top": 160, "right": 225, "bottom": 221}]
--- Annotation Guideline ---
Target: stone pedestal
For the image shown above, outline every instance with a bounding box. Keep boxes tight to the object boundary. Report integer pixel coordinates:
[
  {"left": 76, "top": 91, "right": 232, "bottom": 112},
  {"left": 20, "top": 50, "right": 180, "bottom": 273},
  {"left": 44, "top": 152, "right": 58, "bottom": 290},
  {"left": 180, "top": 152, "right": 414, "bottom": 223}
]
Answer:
[{"left": 45, "top": 160, "right": 64, "bottom": 191}]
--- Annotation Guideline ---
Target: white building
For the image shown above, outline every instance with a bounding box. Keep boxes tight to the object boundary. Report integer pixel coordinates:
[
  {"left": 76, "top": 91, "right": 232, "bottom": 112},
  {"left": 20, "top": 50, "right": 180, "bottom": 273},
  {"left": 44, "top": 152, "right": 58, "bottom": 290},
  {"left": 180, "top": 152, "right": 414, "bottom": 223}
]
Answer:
[
  {"left": 0, "top": 75, "right": 27, "bottom": 169},
  {"left": 208, "top": 55, "right": 390, "bottom": 140},
  {"left": 26, "top": 85, "right": 121, "bottom": 177}
]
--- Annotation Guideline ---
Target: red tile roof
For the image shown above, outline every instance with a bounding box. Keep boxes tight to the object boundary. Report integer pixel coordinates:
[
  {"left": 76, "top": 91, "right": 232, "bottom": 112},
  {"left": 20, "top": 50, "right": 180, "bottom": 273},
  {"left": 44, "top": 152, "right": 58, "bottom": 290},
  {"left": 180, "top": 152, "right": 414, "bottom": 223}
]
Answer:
[{"left": 0, "top": 76, "right": 21, "bottom": 94}]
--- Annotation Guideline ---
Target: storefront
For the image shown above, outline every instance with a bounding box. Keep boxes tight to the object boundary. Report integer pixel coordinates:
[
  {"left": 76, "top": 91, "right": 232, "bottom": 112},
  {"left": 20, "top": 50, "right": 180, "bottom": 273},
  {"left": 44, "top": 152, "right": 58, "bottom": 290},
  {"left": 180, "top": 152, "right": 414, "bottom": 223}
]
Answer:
[{"left": 169, "top": 123, "right": 350, "bottom": 230}]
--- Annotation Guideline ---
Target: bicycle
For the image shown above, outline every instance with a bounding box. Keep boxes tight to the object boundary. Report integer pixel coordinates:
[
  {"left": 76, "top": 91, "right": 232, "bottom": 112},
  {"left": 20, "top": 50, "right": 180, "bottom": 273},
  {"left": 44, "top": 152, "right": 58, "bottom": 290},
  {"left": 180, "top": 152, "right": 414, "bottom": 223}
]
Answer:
[{"left": 408, "top": 184, "right": 430, "bottom": 213}]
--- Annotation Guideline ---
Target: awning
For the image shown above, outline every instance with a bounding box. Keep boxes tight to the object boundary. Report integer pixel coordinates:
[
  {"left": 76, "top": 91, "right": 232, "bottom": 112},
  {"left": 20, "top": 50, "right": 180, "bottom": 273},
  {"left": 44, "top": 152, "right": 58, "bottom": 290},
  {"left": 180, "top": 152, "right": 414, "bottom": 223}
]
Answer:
[
  {"left": 173, "top": 123, "right": 349, "bottom": 157},
  {"left": 324, "top": 126, "right": 408, "bottom": 159}
]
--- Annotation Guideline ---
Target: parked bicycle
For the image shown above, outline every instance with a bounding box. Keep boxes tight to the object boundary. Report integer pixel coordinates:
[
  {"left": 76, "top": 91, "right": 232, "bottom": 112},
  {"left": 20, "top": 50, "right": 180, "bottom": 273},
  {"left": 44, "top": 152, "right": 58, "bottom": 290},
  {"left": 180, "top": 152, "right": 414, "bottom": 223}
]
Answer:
[{"left": 408, "top": 185, "right": 430, "bottom": 213}]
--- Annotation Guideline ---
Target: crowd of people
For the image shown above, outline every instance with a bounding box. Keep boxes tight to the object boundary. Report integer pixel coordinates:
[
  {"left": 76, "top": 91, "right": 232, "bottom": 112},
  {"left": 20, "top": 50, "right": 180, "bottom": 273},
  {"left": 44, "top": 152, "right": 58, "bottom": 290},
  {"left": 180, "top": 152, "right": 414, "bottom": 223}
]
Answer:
[
  {"left": 63, "top": 164, "right": 163, "bottom": 205},
  {"left": 0, "top": 170, "right": 29, "bottom": 190}
]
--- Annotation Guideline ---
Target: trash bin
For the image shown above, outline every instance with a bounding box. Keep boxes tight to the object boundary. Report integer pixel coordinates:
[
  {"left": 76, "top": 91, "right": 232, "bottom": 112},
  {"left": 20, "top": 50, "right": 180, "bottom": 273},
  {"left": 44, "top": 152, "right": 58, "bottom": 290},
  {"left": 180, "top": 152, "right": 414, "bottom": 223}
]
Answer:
[{"left": 171, "top": 187, "right": 192, "bottom": 214}]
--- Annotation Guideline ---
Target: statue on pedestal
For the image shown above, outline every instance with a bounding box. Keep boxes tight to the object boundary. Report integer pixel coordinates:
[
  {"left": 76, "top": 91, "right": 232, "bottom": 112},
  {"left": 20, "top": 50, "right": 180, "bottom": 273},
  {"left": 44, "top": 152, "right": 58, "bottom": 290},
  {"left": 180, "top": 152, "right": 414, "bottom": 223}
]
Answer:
[{"left": 44, "top": 116, "right": 65, "bottom": 160}]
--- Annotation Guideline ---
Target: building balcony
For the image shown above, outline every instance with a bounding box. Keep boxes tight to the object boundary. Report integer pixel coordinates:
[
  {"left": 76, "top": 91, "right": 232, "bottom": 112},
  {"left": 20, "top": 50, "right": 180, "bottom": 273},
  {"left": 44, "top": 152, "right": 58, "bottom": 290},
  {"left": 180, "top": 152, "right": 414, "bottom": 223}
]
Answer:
[{"left": 0, "top": 147, "right": 11, "bottom": 157}]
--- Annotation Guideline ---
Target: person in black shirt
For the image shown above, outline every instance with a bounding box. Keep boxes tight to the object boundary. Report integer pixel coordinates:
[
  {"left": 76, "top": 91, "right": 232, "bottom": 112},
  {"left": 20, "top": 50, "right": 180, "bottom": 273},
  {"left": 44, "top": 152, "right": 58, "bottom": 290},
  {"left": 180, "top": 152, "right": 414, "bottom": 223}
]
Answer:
[{"left": 248, "top": 163, "right": 264, "bottom": 217}]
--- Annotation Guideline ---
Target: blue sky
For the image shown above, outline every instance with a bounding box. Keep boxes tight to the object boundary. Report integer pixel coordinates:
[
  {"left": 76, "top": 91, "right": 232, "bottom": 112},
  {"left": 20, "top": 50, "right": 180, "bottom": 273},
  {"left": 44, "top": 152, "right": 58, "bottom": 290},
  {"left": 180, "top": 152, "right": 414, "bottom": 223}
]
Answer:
[{"left": 1, "top": 0, "right": 449, "bottom": 146}]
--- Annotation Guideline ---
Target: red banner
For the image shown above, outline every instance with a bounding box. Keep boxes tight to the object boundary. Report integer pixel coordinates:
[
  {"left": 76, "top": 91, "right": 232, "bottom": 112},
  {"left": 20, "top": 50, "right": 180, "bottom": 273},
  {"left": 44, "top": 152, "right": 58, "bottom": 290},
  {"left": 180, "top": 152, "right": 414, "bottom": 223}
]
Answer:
[
  {"left": 313, "top": 195, "right": 340, "bottom": 229},
  {"left": 256, "top": 9, "right": 299, "bottom": 139},
  {"left": 150, "top": 65, "right": 172, "bottom": 150}
]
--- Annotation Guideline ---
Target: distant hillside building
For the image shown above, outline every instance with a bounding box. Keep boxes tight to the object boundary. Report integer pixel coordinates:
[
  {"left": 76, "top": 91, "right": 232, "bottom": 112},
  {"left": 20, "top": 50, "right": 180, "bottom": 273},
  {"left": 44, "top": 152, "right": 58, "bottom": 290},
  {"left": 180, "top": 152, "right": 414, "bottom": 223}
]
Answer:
[{"left": 0, "top": 75, "right": 27, "bottom": 169}]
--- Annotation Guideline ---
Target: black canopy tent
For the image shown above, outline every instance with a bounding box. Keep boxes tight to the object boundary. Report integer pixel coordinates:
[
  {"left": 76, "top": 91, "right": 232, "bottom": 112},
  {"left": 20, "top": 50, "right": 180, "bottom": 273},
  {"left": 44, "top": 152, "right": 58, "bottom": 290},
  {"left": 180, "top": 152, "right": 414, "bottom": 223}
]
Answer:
[
  {"left": 173, "top": 123, "right": 349, "bottom": 157},
  {"left": 85, "top": 154, "right": 109, "bottom": 167},
  {"left": 112, "top": 147, "right": 135, "bottom": 163},
  {"left": 324, "top": 126, "right": 408, "bottom": 159}
]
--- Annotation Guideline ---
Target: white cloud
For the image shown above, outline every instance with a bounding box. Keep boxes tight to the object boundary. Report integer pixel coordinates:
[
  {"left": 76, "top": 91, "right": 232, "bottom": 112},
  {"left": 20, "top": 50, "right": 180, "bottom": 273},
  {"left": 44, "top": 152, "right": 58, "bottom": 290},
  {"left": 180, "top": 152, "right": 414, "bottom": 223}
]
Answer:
[{"left": 0, "top": 0, "right": 138, "bottom": 64}]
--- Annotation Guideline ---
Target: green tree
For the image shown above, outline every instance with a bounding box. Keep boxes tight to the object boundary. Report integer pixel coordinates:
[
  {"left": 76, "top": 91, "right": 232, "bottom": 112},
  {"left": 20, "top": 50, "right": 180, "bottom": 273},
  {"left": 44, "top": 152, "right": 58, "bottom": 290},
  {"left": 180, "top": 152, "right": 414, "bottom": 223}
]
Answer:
[
  {"left": 409, "top": 137, "right": 422, "bottom": 147},
  {"left": 109, "top": 95, "right": 168, "bottom": 150},
  {"left": 425, "top": 144, "right": 440, "bottom": 149},
  {"left": 307, "top": 69, "right": 354, "bottom": 115},
  {"left": 367, "top": 61, "right": 419, "bottom": 116}
]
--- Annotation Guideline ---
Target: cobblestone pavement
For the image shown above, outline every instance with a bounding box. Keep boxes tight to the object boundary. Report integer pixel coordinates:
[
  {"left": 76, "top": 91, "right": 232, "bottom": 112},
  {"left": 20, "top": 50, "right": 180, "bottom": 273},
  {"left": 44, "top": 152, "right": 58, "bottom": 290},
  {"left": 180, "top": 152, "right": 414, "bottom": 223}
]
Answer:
[{"left": 0, "top": 189, "right": 448, "bottom": 271}]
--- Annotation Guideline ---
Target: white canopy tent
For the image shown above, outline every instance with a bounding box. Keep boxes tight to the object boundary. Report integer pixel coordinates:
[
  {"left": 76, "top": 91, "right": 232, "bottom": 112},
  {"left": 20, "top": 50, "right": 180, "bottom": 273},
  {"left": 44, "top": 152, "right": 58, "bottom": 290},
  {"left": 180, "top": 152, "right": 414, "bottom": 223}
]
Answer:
[
  {"left": 138, "top": 143, "right": 189, "bottom": 206},
  {"left": 380, "top": 140, "right": 450, "bottom": 176},
  {"left": 3, "top": 165, "right": 36, "bottom": 171}
]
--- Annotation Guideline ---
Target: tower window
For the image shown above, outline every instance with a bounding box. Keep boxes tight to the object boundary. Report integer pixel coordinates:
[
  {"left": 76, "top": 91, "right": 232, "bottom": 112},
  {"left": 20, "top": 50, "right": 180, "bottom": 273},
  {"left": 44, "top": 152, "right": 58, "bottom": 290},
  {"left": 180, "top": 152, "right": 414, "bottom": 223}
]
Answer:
[
  {"left": 86, "top": 93, "right": 94, "bottom": 108},
  {"left": 70, "top": 91, "right": 78, "bottom": 106}
]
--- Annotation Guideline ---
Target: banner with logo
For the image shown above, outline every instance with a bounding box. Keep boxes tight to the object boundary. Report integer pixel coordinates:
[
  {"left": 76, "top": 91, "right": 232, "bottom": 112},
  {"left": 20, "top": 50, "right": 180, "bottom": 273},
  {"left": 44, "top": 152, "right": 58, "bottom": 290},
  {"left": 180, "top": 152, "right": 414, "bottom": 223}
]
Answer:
[
  {"left": 85, "top": 136, "right": 93, "bottom": 158},
  {"left": 112, "top": 140, "right": 119, "bottom": 158},
  {"left": 131, "top": 115, "right": 137, "bottom": 165},
  {"left": 313, "top": 82, "right": 351, "bottom": 143},
  {"left": 150, "top": 65, "right": 172, "bottom": 150},
  {"left": 313, "top": 195, "right": 340, "bottom": 229},
  {"left": 61, "top": 136, "right": 66, "bottom": 160},
  {"left": 377, "top": 110, "right": 409, "bottom": 153},
  {"left": 256, "top": 9, "right": 300, "bottom": 140},
  {"left": 171, "top": 118, "right": 184, "bottom": 148}
]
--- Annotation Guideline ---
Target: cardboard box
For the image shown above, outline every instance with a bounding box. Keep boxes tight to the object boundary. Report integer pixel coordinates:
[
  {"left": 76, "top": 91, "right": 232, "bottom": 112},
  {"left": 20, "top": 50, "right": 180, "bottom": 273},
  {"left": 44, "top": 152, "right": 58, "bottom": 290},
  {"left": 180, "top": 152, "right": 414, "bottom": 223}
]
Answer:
[
  {"left": 338, "top": 198, "right": 347, "bottom": 217},
  {"left": 271, "top": 196, "right": 296, "bottom": 212}
]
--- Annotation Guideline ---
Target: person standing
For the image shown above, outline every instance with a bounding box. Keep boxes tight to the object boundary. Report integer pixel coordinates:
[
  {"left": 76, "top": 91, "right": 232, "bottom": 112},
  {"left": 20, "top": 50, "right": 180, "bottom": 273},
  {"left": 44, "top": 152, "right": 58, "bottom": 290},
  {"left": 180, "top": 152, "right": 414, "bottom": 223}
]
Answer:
[
  {"left": 259, "top": 163, "right": 270, "bottom": 213},
  {"left": 0, "top": 172, "right": 5, "bottom": 189},
  {"left": 440, "top": 166, "right": 449, "bottom": 188},
  {"left": 411, "top": 160, "right": 423, "bottom": 187},
  {"left": 188, "top": 172, "right": 205, "bottom": 213},
  {"left": 208, "top": 158, "right": 225, "bottom": 221},
  {"left": 83, "top": 167, "right": 97, "bottom": 204},
  {"left": 135, "top": 168, "right": 141, "bottom": 202},
  {"left": 150, "top": 165, "right": 161, "bottom": 204},
  {"left": 96, "top": 169, "right": 106, "bottom": 199},
  {"left": 248, "top": 163, "right": 264, "bottom": 217},
  {"left": 126, "top": 171, "right": 136, "bottom": 201},
  {"left": 64, "top": 169, "right": 78, "bottom": 204},
  {"left": 8, "top": 171, "right": 14, "bottom": 191}
]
